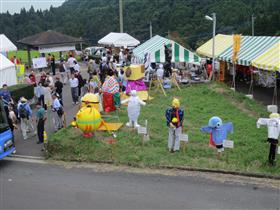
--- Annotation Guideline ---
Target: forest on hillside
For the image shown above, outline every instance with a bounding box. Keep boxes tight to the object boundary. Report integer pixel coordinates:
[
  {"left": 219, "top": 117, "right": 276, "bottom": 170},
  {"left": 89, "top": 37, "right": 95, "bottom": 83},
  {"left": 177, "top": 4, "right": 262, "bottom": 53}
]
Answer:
[{"left": 0, "top": 0, "right": 279, "bottom": 50}]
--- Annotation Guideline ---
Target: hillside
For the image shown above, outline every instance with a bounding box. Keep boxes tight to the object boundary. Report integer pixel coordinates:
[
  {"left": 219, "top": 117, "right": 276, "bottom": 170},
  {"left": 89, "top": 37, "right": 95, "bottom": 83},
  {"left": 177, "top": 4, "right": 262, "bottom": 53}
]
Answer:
[{"left": 0, "top": 0, "right": 279, "bottom": 49}]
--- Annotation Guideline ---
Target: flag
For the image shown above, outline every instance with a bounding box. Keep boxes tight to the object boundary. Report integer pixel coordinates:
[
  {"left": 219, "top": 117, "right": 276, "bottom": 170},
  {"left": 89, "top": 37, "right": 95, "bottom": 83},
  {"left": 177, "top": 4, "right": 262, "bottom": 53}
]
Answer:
[{"left": 232, "top": 34, "right": 241, "bottom": 63}]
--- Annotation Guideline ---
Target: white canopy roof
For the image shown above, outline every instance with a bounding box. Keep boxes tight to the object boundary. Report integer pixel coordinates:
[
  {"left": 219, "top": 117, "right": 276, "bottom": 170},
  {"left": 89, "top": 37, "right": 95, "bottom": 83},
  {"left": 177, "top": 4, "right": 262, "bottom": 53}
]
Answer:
[
  {"left": 0, "top": 53, "right": 17, "bottom": 86},
  {"left": 98, "top": 32, "right": 140, "bottom": 47},
  {"left": 0, "top": 34, "right": 17, "bottom": 52}
]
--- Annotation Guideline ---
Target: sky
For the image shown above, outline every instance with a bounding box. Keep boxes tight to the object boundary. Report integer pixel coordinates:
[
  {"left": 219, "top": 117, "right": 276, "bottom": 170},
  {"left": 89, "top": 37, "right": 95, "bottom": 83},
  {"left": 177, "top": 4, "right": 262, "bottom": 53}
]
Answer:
[{"left": 0, "top": 0, "right": 65, "bottom": 14}]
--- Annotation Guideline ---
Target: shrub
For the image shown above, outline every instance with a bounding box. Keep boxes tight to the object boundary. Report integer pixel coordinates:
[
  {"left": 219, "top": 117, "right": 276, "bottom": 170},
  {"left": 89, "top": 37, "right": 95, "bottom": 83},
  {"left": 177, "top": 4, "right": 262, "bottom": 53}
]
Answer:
[{"left": 5, "top": 84, "right": 34, "bottom": 102}]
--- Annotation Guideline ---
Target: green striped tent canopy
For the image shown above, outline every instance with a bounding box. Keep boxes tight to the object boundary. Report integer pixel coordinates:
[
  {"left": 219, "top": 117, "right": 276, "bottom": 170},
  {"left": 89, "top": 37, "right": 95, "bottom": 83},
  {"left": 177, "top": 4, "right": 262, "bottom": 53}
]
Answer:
[
  {"left": 133, "top": 35, "right": 200, "bottom": 63},
  {"left": 218, "top": 36, "right": 280, "bottom": 66}
]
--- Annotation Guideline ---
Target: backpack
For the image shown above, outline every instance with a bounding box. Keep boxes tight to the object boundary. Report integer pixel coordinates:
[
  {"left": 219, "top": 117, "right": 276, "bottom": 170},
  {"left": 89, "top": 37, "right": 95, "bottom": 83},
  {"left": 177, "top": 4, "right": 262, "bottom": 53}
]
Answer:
[{"left": 19, "top": 104, "right": 28, "bottom": 119}]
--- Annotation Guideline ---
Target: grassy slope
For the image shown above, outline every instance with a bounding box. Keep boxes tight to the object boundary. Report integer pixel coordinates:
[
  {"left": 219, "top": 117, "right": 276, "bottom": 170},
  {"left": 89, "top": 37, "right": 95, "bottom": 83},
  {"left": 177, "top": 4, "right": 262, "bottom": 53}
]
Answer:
[{"left": 48, "top": 82, "right": 280, "bottom": 175}]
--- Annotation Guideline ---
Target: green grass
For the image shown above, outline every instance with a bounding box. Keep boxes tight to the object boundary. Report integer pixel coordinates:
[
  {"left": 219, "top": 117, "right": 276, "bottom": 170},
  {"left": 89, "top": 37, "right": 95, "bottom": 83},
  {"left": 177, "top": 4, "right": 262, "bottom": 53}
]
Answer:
[
  {"left": 7, "top": 50, "right": 81, "bottom": 64},
  {"left": 47, "top": 82, "right": 280, "bottom": 175}
]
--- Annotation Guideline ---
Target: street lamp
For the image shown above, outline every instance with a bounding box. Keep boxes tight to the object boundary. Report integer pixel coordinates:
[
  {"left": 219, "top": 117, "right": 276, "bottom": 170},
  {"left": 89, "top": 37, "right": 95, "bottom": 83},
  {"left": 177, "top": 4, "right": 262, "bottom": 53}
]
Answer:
[{"left": 205, "top": 13, "right": 216, "bottom": 80}]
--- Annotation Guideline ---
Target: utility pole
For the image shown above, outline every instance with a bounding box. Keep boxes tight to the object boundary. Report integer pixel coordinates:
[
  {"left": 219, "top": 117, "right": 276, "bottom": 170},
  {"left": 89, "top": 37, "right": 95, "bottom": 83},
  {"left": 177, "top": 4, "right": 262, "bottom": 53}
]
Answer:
[
  {"left": 149, "top": 21, "right": 153, "bottom": 39},
  {"left": 252, "top": 15, "right": 256, "bottom": 36},
  {"left": 212, "top": 13, "right": 216, "bottom": 80},
  {"left": 119, "top": 0, "right": 123, "bottom": 33}
]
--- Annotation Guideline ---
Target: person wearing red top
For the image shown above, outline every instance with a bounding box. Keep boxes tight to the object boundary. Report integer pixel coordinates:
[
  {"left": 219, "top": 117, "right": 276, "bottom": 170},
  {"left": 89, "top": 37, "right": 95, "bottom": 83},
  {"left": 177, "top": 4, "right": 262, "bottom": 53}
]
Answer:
[
  {"left": 29, "top": 71, "right": 36, "bottom": 85},
  {"left": 10, "top": 56, "right": 20, "bottom": 65}
]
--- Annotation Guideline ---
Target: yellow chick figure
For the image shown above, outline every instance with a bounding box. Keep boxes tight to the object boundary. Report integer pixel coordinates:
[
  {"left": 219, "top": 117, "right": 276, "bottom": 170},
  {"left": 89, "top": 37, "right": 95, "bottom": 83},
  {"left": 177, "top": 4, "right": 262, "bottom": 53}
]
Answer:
[
  {"left": 81, "top": 93, "right": 99, "bottom": 111},
  {"left": 73, "top": 93, "right": 103, "bottom": 138}
]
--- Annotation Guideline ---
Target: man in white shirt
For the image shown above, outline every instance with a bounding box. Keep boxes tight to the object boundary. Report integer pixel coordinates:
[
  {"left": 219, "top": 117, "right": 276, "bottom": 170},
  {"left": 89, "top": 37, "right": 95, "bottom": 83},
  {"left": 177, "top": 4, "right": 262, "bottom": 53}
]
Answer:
[
  {"left": 73, "top": 60, "right": 80, "bottom": 72},
  {"left": 69, "top": 74, "right": 79, "bottom": 104},
  {"left": 156, "top": 64, "right": 164, "bottom": 80},
  {"left": 67, "top": 54, "right": 76, "bottom": 74},
  {"left": 52, "top": 94, "right": 63, "bottom": 131}
]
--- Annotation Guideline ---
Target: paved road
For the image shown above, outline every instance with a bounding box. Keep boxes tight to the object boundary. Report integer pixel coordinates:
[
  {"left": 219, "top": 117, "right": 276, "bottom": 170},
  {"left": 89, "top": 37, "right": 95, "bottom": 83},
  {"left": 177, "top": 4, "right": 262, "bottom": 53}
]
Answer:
[
  {"left": 0, "top": 160, "right": 279, "bottom": 209},
  {"left": 13, "top": 63, "right": 88, "bottom": 157}
]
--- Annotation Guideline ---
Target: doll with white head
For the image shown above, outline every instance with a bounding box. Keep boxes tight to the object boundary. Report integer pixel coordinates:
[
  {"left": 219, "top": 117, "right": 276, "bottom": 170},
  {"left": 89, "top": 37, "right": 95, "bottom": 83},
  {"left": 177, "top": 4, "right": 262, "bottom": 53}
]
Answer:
[{"left": 121, "top": 90, "right": 146, "bottom": 128}]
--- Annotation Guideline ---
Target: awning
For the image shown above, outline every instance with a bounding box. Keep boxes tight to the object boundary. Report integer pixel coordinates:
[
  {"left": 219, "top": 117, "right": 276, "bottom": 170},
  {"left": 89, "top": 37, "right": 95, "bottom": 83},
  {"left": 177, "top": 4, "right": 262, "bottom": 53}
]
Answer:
[
  {"left": 98, "top": 32, "right": 140, "bottom": 47},
  {"left": 196, "top": 34, "right": 233, "bottom": 58},
  {"left": 133, "top": 35, "right": 200, "bottom": 63},
  {"left": 0, "top": 34, "right": 17, "bottom": 52},
  {"left": 218, "top": 36, "right": 280, "bottom": 66},
  {"left": 252, "top": 42, "right": 280, "bottom": 71}
]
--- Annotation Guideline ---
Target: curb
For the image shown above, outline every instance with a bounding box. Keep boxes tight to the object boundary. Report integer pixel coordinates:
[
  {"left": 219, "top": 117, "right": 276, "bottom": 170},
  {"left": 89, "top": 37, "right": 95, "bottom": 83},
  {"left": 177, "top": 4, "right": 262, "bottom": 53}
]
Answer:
[
  {"left": 8, "top": 155, "right": 280, "bottom": 180},
  {"left": 46, "top": 158, "right": 280, "bottom": 180}
]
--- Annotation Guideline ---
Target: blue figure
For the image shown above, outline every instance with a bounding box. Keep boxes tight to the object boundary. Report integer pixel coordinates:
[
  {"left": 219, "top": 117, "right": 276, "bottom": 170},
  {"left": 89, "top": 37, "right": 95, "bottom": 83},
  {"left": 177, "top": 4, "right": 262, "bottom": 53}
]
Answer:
[{"left": 200, "top": 116, "right": 233, "bottom": 158}]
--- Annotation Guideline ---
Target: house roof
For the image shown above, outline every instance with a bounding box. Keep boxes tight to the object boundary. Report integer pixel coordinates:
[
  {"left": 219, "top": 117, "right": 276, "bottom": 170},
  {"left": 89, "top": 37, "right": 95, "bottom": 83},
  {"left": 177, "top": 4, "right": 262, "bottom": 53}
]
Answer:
[{"left": 17, "top": 30, "right": 83, "bottom": 47}]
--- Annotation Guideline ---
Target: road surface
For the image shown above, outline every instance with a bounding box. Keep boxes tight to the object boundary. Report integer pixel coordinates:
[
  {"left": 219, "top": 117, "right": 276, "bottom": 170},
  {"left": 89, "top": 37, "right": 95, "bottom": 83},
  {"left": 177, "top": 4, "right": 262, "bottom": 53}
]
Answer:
[{"left": 0, "top": 160, "right": 279, "bottom": 209}]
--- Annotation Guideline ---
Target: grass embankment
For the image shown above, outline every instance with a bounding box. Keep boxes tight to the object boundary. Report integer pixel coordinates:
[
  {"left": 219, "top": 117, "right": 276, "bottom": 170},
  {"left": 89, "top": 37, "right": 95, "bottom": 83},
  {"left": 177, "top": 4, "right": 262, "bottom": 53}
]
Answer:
[{"left": 47, "top": 82, "right": 280, "bottom": 175}]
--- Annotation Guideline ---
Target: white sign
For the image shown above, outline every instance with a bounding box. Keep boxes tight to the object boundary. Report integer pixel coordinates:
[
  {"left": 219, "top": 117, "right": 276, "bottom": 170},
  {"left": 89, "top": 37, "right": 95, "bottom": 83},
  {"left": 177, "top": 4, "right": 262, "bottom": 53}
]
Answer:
[
  {"left": 223, "top": 140, "right": 234, "bottom": 148},
  {"left": 278, "top": 146, "right": 280, "bottom": 155},
  {"left": 32, "top": 57, "right": 47, "bottom": 69},
  {"left": 138, "top": 126, "right": 147, "bottom": 135},
  {"left": 179, "top": 134, "right": 189, "bottom": 142}
]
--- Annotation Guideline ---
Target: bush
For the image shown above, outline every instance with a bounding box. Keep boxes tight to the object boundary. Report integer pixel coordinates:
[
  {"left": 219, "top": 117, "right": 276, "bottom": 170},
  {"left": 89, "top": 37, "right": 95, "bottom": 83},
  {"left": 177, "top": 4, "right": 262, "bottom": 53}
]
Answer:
[{"left": 5, "top": 84, "right": 34, "bottom": 102}]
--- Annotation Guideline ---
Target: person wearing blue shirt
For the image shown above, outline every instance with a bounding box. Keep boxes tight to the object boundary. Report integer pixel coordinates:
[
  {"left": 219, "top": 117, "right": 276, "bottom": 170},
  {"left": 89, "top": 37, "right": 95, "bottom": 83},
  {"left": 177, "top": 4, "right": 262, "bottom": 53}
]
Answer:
[
  {"left": 18, "top": 97, "right": 36, "bottom": 140},
  {"left": 0, "top": 84, "right": 12, "bottom": 104}
]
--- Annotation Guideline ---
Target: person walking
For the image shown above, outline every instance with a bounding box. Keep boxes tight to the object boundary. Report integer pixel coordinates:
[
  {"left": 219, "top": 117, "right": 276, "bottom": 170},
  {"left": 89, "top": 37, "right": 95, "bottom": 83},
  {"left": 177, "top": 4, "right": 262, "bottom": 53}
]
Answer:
[
  {"left": 51, "top": 54, "right": 56, "bottom": 76},
  {"left": 67, "top": 54, "right": 76, "bottom": 74},
  {"left": 69, "top": 74, "right": 79, "bottom": 105},
  {"left": 54, "top": 77, "right": 64, "bottom": 106},
  {"left": 36, "top": 102, "right": 46, "bottom": 144},
  {"left": 52, "top": 94, "right": 64, "bottom": 132},
  {"left": 35, "top": 82, "right": 45, "bottom": 107},
  {"left": 59, "top": 59, "right": 67, "bottom": 84},
  {"left": 18, "top": 97, "right": 35, "bottom": 140}
]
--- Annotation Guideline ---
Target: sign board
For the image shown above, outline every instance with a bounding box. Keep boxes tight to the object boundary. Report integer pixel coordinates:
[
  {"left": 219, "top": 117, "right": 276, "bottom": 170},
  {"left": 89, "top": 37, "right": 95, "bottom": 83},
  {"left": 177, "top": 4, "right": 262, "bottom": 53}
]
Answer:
[
  {"left": 32, "top": 57, "right": 47, "bottom": 69},
  {"left": 137, "top": 126, "right": 147, "bottom": 135},
  {"left": 267, "top": 105, "right": 278, "bottom": 113},
  {"left": 15, "top": 65, "right": 25, "bottom": 82},
  {"left": 278, "top": 146, "right": 280, "bottom": 155},
  {"left": 223, "top": 140, "right": 234, "bottom": 148},
  {"left": 179, "top": 134, "right": 189, "bottom": 142}
]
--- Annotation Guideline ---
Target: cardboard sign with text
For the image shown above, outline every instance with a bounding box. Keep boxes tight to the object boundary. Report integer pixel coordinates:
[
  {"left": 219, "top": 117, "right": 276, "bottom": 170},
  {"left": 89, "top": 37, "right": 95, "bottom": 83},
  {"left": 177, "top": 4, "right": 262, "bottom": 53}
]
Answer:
[
  {"left": 179, "top": 134, "right": 189, "bottom": 142},
  {"left": 278, "top": 146, "right": 280, "bottom": 155},
  {"left": 138, "top": 126, "right": 147, "bottom": 135},
  {"left": 223, "top": 140, "right": 234, "bottom": 148}
]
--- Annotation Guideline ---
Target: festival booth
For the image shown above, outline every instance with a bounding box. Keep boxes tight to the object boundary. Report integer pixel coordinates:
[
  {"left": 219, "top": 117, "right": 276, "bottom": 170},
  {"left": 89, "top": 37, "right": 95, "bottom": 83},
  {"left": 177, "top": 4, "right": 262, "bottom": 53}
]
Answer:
[
  {"left": 0, "top": 54, "right": 17, "bottom": 86},
  {"left": 98, "top": 32, "right": 140, "bottom": 48},
  {"left": 133, "top": 35, "right": 200, "bottom": 63},
  {"left": 196, "top": 34, "right": 233, "bottom": 81}
]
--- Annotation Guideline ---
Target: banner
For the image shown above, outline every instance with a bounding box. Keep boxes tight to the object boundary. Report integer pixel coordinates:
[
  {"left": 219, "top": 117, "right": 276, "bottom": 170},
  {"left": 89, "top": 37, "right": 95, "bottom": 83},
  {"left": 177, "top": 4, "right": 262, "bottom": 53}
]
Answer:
[
  {"left": 15, "top": 65, "right": 25, "bottom": 83},
  {"left": 232, "top": 35, "right": 241, "bottom": 63},
  {"left": 32, "top": 57, "right": 47, "bottom": 69}
]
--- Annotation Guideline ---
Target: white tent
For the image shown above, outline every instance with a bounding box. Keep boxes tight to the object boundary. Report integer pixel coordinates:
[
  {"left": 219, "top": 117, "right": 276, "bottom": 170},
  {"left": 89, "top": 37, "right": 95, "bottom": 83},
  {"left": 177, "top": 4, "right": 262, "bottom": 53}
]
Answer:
[
  {"left": 98, "top": 32, "right": 140, "bottom": 47},
  {"left": 0, "top": 34, "right": 17, "bottom": 52},
  {"left": 0, "top": 53, "right": 17, "bottom": 86}
]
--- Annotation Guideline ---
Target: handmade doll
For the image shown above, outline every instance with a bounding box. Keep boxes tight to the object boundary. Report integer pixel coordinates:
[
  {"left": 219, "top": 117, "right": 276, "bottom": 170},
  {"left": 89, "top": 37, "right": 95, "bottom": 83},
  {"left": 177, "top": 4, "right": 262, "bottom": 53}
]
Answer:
[
  {"left": 165, "top": 98, "right": 184, "bottom": 152},
  {"left": 200, "top": 116, "right": 233, "bottom": 158},
  {"left": 121, "top": 90, "right": 146, "bottom": 128},
  {"left": 257, "top": 113, "right": 280, "bottom": 166}
]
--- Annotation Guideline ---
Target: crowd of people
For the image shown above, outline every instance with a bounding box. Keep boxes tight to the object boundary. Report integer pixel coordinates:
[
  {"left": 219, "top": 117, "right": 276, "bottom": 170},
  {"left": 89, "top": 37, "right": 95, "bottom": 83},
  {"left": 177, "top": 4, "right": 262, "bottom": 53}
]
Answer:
[{"left": 0, "top": 48, "right": 134, "bottom": 150}]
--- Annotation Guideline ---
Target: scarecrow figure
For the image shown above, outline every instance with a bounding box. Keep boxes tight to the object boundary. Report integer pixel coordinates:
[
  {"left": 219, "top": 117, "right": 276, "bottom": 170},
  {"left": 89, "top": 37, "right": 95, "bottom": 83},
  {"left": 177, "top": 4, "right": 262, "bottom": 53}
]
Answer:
[
  {"left": 257, "top": 113, "right": 280, "bottom": 166},
  {"left": 165, "top": 98, "right": 184, "bottom": 152},
  {"left": 200, "top": 116, "right": 233, "bottom": 158},
  {"left": 121, "top": 90, "right": 146, "bottom": 128}
]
